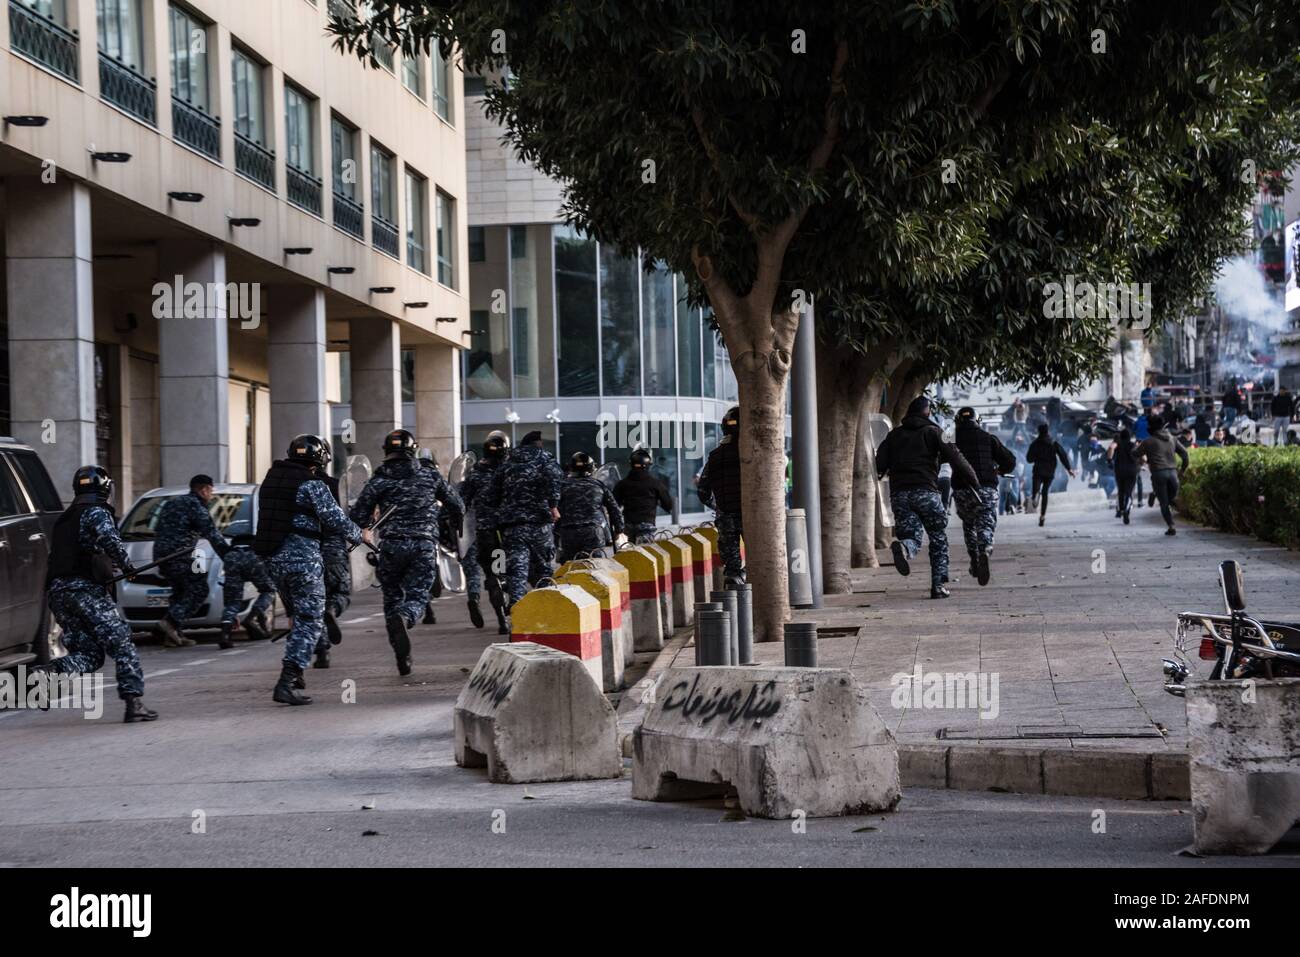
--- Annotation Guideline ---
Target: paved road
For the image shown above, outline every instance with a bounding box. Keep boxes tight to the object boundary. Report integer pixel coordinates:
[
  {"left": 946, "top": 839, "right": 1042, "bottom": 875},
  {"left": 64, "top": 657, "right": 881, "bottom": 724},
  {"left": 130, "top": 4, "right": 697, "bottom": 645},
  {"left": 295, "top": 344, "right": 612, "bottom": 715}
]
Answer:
[{"left": 1, "top": 499, "right": 1297, "bottom": 866}]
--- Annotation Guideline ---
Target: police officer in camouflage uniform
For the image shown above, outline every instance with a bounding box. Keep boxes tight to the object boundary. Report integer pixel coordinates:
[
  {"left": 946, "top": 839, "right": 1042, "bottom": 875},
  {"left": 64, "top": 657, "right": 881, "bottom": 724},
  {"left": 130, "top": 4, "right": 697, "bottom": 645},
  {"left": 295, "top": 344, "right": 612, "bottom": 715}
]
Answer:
[
  {"left": 415, "top": 447, "right": 464, "bottom": 626},
  {"left": 255, "top": 435, "right": 367, "bottom": 705},
  {"left": 37, "top": 466, "right": 156, "bottom": 722},
  {"left": 459, "top": 431, "right": 510, "bottom": 634},
  {"left": 484, "top": 430, "right": 564, "bottom": 610},
  {"left": 154, "top": 474, "right": 231, "bottom": 647},
  {"left": 876, "top": 396, "right": 978, "bottom": 599},
  {"left": 557, "top": 452, "right": 624, "bottom": 562},
  {"left": 613, "top": 448, "right": 673, "bottom": 544},
  {"left": 312, "top": 443, "right": 351, "bottom": 667},
  {"left": 697, "top": 407, "right": 745, "bottom": 584},
  {"left": 951, "top": 407, "right": 1016, "bottom": 588},
  {"left": 217, "top": 517, "right": 275, "bottom": 650},
  {"left": 349, "top": 429, "right": 449, "bottom": 676}
]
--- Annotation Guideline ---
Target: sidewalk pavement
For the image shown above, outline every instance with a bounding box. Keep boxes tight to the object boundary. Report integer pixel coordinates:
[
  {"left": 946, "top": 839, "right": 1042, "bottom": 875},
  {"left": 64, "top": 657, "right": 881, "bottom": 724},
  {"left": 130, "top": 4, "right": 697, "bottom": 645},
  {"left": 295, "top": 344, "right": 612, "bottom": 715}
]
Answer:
[{"left": 630, "top": 486, "right": 1300, "bottom": 799}]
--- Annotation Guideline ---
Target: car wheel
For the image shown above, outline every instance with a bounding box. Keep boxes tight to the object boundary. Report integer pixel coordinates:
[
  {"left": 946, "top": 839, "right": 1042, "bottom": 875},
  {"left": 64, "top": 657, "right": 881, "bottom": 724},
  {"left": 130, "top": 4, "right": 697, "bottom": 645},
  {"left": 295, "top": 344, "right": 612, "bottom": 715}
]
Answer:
[{"left": 34, "top": 605, "right": 64, "bottom": 664}]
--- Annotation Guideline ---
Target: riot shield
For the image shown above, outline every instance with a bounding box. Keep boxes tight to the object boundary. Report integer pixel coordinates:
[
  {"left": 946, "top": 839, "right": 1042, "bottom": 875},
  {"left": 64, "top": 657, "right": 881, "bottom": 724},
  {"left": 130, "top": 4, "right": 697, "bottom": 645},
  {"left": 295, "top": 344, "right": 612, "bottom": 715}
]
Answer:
[
  {"left": 340, "top": 454, "right": 373, "bottom": 508},
  {"left": 438, "top": 544, "right": 466, "bottom": 594},
  {"left": 448, "top": 450, "right": 478, "bottom": 559},
  {"left": 594, "top": 462, "right": 621, "bottom": 487}
]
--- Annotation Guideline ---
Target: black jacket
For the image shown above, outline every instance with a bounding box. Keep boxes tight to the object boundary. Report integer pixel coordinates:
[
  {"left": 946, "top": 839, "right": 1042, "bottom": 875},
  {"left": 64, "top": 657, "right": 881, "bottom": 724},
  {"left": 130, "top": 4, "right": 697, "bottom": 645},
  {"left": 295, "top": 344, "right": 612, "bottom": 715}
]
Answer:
[
  {"left": 613, "top": 469, "right": 673, "bottom": 524},
  {"left": 1026, "top": 436, "right": 1071, "bottom": 476},
  {"left": 1270, "top": 393, "right": 1294, "bottom": 417},
  {"left": 953, "top": 421, "right": 1016, "bottom": 489},
  {"left": 696, "top": 436, "right": 742, "bottom": 514},
  {"left": 876, "top": 415, "right": 978, "bottom": 492}
]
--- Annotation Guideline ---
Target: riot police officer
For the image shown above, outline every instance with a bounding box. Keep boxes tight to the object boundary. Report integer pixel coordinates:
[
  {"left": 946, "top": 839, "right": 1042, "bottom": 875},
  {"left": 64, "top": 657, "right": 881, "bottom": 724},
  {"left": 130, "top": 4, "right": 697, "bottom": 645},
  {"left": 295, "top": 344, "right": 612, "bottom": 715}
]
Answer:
[
  {"left": 484, "top": 430, "right": 564, "bottom": 610},
  {"left": 557, "top": 451, "right": 623, "bottom": 562},
  {"left": 951, "top": 406, "right": 1016, "bottom": 586},
  {"left": 217, "top": 517, "right": 275, "bottom": 649},
  {"left": 459, "top": 431, "right": 510, "bottom": 634},
  {"left": 255, "top": 435, "right": 367, "bottom": 704},
  {"left": 613, "top": 448, "right": 673, "bottom": 543},
  {"left": 154, "top": 474, "right": 231, "bottom": 648},
  {"left": 39, "top": 466, "right": 155, "bottom": 722},
  {"left": 348, "top": 429, "right": 446, "bottom": 676},
  {"left": 314, "top": 440, "right": 350, "bottom": 667},
  {"left": 415, "top": 446, "right": 465, "bottom": 626},
  {"left": 697, "top": 407, "right": 745, "bottom": 584}
]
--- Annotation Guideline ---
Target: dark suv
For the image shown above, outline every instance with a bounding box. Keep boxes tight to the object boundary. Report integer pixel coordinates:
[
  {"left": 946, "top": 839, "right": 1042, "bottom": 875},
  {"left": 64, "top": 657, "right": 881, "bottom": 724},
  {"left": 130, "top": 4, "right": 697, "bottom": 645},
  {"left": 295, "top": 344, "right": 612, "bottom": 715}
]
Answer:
[{"left": 0, "top": 439, "right": 64, "bottom": 669}]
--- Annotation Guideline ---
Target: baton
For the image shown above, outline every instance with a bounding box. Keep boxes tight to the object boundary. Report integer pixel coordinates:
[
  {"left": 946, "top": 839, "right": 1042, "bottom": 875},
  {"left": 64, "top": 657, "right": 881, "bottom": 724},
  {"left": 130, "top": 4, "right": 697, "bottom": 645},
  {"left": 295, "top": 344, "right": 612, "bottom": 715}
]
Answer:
[
  {"left": 350, "top": 503, "right": 398, "bottom": 554},
  {"left": 103, "top": 547, "right": 194, "bottom": 586}
]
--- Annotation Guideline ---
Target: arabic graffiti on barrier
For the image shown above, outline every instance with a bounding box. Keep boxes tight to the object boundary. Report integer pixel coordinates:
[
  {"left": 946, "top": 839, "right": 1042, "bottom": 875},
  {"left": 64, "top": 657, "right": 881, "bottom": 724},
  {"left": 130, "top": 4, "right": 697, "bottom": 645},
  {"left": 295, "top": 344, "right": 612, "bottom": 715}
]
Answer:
[
  {"left": 661, "top": 674, "right": 781, "bottom": 726},
  {"left": 467, "top": 661, "right": 520, "bottom": 709}
]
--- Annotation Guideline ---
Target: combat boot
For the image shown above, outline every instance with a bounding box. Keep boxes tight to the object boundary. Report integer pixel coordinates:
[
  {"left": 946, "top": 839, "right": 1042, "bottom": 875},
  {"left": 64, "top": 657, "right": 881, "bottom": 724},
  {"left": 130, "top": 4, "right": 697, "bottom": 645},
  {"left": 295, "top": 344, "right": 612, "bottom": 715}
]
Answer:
[
  {"left": 218, "top": 622, "right": 234, "bottom": 650},
  {"left": 313, "top": 645, "right": 330, "bottom": 669},
  {"left": 273, "top": 664, "right": 312, "bottom": 705},
  {"left": 123, "top": 696, "right": 159, "bottom": 722},
  {"left": 422, "top": 601, "right": 437, "bottom": 625},
  {"left": 976, "top": 550, "right": 991, "bottom": 587},
  {"left": 157, "top": 616, "right": 193, "bottom": 647},
  {"left": 324, "top": 609, "right": 342, "bottom": 646},
  {"left": 467, "top": 595, "right": 485, "bottom": 629},
  {"left": 386, "top": 615, "right": 413, "bottom": 676},
  {"left": 890, "top": 541, "right": 910, "bottom": 577},
  {"left": 245, "top": 609, "right": 271, "bottom": 640},
  {"left": 930, "top": 585, "right": 951, "bottom": 599}
]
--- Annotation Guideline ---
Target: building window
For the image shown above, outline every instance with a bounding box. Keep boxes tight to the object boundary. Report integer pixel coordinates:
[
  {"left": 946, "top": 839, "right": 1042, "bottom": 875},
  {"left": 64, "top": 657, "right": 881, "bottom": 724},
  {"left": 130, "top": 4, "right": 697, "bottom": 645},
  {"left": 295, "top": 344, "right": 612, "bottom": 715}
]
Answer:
[
  {"left": 405, "top": 168, "right": 429, "bottom": 274},
  {"left": 556, "top": 225, "right": 598, "bottom": 396},
  {"left": 508, "top": 224, "right": 555, "bottom": 398},
  {"left": 436, "top": 190, "right": 456, "bottom": 288},
  {"left": 599, "top": 244, "right": 640, "bottom": 396},
  {"left": 168, "top": 5, "right": 208, "bottom": 110},
  {"left": 97, "top": 0, "right": 145, "bottom": 70},
  {"left": 465, "top": 226, "right": 511, "bottom": 400},
  {"left": 433, "top": 43, "right": 452, "bottom": 122},
  {"left": 370, "top": 143, "right": 398, "bottom": 257},
  {"left": 231, "top": 47, "right": 265, "bottom": 144},
  {"left": 464, "top": 74, "right": 486, "bottom": 97},
  {"left": 642, "top": 261, "right": 677, "bottom": 396},
  {"left": 331, "top": 116, "right": 357, "bottom": 199},
  {"left": 468, "top": 226, "right": 485, "bottom": 263},
  {"left": 284, "top": 83, "right": 314, "bottom": 173},
  {"left": 360, "top": 2, "right": 394, "bottom": 70},
  {"left": 676, "top": 277, "right": 703, "bottom": 398},
  {"left": 402, "top": 51, "right": 425, "bottom": 99}
]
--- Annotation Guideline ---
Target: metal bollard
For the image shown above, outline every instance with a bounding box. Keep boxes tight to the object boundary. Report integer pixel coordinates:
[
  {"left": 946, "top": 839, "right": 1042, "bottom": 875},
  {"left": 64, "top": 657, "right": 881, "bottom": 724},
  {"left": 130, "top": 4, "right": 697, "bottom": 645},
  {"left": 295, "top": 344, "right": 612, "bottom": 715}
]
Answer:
[
  {"left": 784, "top": 621, "right": 818, "bottom": 667},
  {"left": 696, "top": 611, "right": 732, "bottom": 666},
  {"left": 710, "top": 590, "right": 739, "bottom": 666},
  {"left": 786, "top": 509, "right": 814, "bottom": 608},
  {"left": 693, "top": 602, "right": 722, "bottom": 665},
  {"left": 730, "top": 583, "right": 753, "bottom": 665}
]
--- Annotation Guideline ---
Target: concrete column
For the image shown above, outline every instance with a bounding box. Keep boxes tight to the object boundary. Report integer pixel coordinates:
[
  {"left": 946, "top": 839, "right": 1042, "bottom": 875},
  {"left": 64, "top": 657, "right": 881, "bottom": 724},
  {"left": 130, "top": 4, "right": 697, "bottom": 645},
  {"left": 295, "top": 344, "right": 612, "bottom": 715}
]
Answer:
[
  {"left": 157, "top": 241, "right": 230, "bottom": 484},
  {"left": 106, "top": 344, "right": 133, "bottom": 500},
  {"left": 267, "top": 286, "right": 329, "bottom": 458},
  {"left": 348, "top": 317, "right": 401, "bottom": 462},
  {"left": 4, "top": 178, "right": 97, "bottom": 485},
  {"left": 414, "top": 343, "right": 461, "bottom": 466}
]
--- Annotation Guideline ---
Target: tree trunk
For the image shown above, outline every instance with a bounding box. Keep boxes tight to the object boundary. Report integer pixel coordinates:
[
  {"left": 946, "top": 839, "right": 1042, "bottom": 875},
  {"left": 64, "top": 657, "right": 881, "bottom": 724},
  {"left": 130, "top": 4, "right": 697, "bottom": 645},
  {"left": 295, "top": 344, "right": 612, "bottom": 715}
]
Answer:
[
  {"left": 732, "top": 345, "right": 792, "bottom": 643},
  {"left": 815, "top": 348, "right": 872, "bottom": 593},
  {"left": 851, "top": 375, "right": 888, "bottom": 567}
]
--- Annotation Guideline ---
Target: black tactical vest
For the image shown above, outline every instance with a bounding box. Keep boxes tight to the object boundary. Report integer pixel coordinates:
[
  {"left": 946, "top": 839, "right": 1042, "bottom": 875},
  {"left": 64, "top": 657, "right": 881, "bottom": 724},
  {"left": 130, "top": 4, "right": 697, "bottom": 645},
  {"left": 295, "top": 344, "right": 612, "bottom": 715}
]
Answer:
[
  {"left": 254, "top": 461, "right": 321, "bottom": 556},
  {"left": 46, "top": 499, "right": 116, "bottom": 587}
]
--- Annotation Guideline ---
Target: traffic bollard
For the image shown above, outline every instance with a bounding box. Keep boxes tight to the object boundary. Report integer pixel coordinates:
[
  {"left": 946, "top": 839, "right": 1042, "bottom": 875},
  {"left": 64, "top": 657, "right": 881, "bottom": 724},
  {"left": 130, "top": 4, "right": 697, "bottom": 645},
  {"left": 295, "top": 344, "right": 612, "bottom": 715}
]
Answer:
[
  {"left": 696, "top": 611, "right": 732, "bottom": 666},
  {"left": 730, "top": 582, "right": 753, "bottom": 665},
  {"left": 784, "top": 621, "right": 818, "bottom": 667},
  {"left": 710, "top": 590, "right": 739, "bottom": 666},
  {"left": 693, "top": 601, "right": 723, "bottom": 665}
]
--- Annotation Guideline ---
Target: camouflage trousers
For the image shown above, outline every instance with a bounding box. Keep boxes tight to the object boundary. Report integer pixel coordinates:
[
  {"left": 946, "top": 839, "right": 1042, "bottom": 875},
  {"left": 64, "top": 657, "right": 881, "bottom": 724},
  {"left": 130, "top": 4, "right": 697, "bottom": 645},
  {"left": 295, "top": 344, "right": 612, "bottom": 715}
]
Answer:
[
  {"left": 46, "top": 581, "right": 144, "bottom": 699},
  {"left": 626, "top": 522, "right": 657, "bottom": 545},
  {"left": 461, "top": 535, "right": 483, "bottom": 597},
  {"left": 268, "top": 555, "right": 326, "bottom": 671},
  {"left": 890, "top": 488, "right": 949, "bottom": 589},
  {"left": 474, "top": 529, "right": 507, "bottom": 611},
  {"left": 321, "top": 538, "right": 352, "bottom": 618},
  {"left": 501, "top": 523, "right": 555, "bottom": 606},
  {"left": 160, "top": 557, "right": 208, "bottom": 625},
  {"left": 220, "top": 547, "right": 275, "bottom": 625},
  {"left": 716, "top": 512, "right": 745, "bottom": 583},
  {"left": 377, "top": 536, "right": 437, "bottom": 627},
  {"left": 953, "top": 485, "right": 999, "bottom": 560},
  {"left": 556, "top": 524, "right": 609, "bottom": 564}
]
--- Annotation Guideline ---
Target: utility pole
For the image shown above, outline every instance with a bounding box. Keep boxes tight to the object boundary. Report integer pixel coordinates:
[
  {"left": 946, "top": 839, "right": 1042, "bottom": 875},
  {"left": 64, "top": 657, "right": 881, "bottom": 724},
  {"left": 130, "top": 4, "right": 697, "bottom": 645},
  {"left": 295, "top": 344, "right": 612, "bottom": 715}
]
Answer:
[{"left": 790, "top": 299, "right": 824, "bottom": 608}]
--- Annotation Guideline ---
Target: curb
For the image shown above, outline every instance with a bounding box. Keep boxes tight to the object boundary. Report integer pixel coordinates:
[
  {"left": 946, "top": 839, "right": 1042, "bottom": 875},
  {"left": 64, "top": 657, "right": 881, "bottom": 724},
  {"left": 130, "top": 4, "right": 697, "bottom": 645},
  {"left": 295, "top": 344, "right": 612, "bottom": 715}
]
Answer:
[{"left": 616, "top": 628, "right": 1191, "bottom": 801}]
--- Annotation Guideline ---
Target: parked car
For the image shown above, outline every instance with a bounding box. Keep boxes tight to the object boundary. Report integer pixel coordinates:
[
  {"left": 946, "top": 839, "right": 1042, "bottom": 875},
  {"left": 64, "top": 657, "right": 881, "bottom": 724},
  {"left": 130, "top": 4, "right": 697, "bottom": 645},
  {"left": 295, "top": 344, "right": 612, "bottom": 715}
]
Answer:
[
  {"left": 116, "top": 483, "right": 275, "bottom": 633},
  {"left": 0, "top": 439, "right": 65, "bottom": 669}
]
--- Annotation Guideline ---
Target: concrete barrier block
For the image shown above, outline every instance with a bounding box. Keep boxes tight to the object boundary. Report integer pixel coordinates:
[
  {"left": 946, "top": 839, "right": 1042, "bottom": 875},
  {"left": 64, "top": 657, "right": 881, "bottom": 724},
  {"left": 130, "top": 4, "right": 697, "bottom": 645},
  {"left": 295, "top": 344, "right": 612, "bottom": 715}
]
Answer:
[
  {"left": 695, "top": 525, "right": 724, "bottom": 591},
  {"left": 455, "top": 642, "right": 621, "bottom": 783},
  {"left": 642, "top": 542, "right": 675, "bottom": 640},
  {"left": 613, "top": 547, "right": 664, "bottom": 653},
  {"left": 661, "top": 537, "right": 696, "bottom": 628},
  {"left": 556, "top": 568, "right": 625, "bottom": 692},
  {"left": 1186, "top": 677, "right": 1300, "bottom": 854},
  {"left": 681, "top": 531, "right": 714, "bottom": 607},
  {"left": 509, "top": 584, "right": 604, "bottom": 689},
  {"left": 632, "top": 666, "right": 900, "bottom": 819},
  {"left": 557, "top": 557, "right": 633, "bottom": 666}
]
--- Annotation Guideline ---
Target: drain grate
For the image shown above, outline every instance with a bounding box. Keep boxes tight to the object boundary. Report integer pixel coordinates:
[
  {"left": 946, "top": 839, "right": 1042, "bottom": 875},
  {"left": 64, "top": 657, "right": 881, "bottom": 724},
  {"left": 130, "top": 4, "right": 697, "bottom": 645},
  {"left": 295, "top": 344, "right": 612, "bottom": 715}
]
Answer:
[
  {"left": 816, "top": 626, "right": 859, "bottom": 640},
  {"left": 938, "top": 724, "right": 1163, "bottom": 740}
]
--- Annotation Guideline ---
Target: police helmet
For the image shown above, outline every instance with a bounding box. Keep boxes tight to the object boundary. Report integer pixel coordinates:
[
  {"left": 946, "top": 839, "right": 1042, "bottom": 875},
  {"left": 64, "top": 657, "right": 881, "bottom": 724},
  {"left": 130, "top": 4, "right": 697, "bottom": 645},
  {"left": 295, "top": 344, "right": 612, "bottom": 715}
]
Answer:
[
  {"left": 417, "top": 447, "right": 438, "bottom": 468},
  {"left": 287, "top": 435, "right": 330, "bottom": 468},
  {"left": 483, "top": 430, "right": 511, "bottom": 459},
  {"left": 384, "top": 429, "right": 418, "bottom": 458},
  {"left": 629, "top": 448, "right": 652, "bottom": 469},
  {"left": 722, "top": 406, "right": 740, "bottom": 436},
  {"left": 570, "top": 451, "right": 595, "bottom": 475},
  {"left": 72, "top": 464, "right": 113, "bottom": 501},
  {"left": 956, "top": 406, "right": 979, "bottom": 424}
]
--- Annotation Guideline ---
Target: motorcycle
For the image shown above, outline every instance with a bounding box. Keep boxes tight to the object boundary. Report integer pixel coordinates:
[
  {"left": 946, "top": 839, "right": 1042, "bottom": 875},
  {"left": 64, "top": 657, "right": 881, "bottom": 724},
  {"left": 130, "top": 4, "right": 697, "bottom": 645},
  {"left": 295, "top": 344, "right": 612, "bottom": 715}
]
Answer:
[{"left": 1162, "top": 560, "right": 1300, "bottom": 695}]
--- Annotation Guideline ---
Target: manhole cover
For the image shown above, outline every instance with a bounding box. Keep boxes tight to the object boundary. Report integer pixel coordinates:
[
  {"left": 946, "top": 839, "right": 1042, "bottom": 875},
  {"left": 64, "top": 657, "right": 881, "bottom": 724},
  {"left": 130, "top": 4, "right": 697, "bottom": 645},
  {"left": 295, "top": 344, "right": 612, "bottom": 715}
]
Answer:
[{"left": 816, "top": 627, "right": 858, "bottom": 640}]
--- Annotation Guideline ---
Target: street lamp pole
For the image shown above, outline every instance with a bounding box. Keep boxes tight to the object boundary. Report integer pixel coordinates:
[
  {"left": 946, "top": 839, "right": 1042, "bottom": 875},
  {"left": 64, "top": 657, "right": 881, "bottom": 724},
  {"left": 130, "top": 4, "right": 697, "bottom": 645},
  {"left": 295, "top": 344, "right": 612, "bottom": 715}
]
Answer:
[{"left": 790, "top": 299, "right": 824, "bottom": 608}]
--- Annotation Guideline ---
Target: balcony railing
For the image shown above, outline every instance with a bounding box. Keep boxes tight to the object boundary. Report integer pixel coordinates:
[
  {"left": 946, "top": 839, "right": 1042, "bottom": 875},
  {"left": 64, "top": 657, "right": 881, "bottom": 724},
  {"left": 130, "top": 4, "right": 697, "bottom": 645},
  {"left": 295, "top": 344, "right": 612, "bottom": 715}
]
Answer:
[
  {"left": 327, "top": 0, "right": 356, "bottom": 23},
  {"left": 172, "top": 96, "right": 220, "bottom": 160},
  {"left": 99, "top": 52, "right": 156, "bottom": 125},
  {"left": 234, "top": 130, "right": 276, "bottom": 191},
  {"left": 333, "top": 191, "right": 364, "bottom": 239},
  {"left": 372, "top": 215, "right": 399, "bottom": 258},
  {"left": 9, "top": 0, "right": 80, "bottom": 82},
  {"left": 286, "top": 164, "right": 323, "bottom": 216}
]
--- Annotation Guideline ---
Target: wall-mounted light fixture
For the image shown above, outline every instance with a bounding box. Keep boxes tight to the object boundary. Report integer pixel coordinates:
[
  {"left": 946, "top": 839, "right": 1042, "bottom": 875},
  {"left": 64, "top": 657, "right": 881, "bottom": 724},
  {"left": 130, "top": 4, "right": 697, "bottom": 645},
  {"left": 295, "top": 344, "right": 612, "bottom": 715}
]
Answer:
[
  {"left": 404, "top": 301, "right": 428, "bottom": 309},
  {"left": 369, "top": 286, "right": 395, "bottom": 294},
  {"left": 89, "top": 149, "right": 131, "bottom": 163},
  {"left": 4, "top": 115, "right": 48, "bottom": 128},
  {"left": 284, "top": 247, "right": 312, "bottom": 255},
  {"left": 167, "top": 191, "right": 204, "bottom": 203},
  {"left": 228, "top": 216, "right": 261, "bottom": 227},
  {"left": 327, "top": 266, "right": 356, "bottom": 275}
]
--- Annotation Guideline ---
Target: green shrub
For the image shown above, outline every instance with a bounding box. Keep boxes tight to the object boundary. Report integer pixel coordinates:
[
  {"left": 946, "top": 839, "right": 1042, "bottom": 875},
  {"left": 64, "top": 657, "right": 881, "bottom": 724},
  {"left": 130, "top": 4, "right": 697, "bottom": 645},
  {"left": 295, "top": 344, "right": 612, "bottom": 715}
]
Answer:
[{"left": 1179, "top": 446, "right": 1300, "bottom": 548}]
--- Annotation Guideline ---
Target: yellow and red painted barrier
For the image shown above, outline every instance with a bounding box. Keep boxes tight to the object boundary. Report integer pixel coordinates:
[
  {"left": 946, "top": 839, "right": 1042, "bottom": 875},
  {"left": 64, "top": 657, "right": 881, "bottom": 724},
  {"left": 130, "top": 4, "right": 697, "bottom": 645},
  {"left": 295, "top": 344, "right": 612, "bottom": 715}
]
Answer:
[
  {"left": 509, "top": 584, "right": 603, "bottom": 688},
  {"left": 612, "top": 546, "right": 664, "bottom": 652},
  {"left": 659, "top": 536, "right": 696, "bottom": 627},
  {"left": 681, "top": 531, "right": 714, "bottom": 605},
  {"left": 641, "top": 541, "right": 675, "bottom": 641},
  {"left": 556, "top": 568, "right": 624, "bottom": 692}
]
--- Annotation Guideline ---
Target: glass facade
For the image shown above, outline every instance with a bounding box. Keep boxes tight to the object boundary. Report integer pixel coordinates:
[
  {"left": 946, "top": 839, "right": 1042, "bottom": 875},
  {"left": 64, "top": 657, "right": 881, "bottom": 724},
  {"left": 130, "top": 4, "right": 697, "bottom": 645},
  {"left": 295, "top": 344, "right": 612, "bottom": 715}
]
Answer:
[
  {"left": 599, "top": 243, "right": 640, "bottom": 396},
  {"left": 169, "top": 4, "right": 208, "bottom": 110},
  {"left": 642, "top": 262, "right": 676, "bottom": 396},
  {"left": 231, "top": 47, "right": 264, "bottom": 144},
  {"left": 283, "top": 83, "right": 313, "bottom": 173},
  {"left": 555, "top": 225, "right": 598, "bottom": 396}
]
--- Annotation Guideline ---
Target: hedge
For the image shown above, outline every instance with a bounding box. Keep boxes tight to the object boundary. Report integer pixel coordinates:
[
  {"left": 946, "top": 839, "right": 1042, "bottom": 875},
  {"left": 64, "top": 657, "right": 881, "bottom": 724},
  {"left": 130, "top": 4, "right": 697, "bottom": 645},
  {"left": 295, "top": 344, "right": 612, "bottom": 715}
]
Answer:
[{"left": 1178, "top": 445, "right": 1300, "bottom": 548}]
